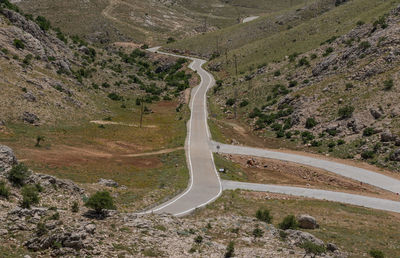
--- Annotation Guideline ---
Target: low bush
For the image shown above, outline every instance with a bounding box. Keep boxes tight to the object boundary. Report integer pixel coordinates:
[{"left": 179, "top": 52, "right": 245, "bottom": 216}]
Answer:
[
  {"left": 0, "top": 181, "right": 10, "bottom": 199},
  {"left": 305, "top": 118, "right": 318, "bottom": 129},
  {"left": 279, "top": 215, "right": 298, "bottom": 230},
  {"left": 21, "top": 185, "right": 40, "bottom": 209},
  {"left": 369, "top": 249, "right": 385, "bottom": 258},
  {"left": 256, "top": 208, "right": 273, "bottom": 223},
  {"left": 85, "top": 191, "right": 116, "bottom": 214},
  {"left": 338, "top": 105, "right": 354, "bottom": 119},
  {"left": 8, "top": 163, "right": 30, "bottom": 187},
  {"left": 300, "top": 241, "right": 326, "bottom": 256},
  {"left": 224, "top": 241, "right": 235, "bottom": 258},
  {"left": 363, "top": 127, "right": 376, "bottom": 137}
]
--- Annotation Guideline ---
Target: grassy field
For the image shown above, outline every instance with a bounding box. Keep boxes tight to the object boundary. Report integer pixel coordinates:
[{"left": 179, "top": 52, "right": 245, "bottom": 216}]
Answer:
[
  {"left": 0, "top": 96, "right": 190, "bottom": 211},
  {"left": 195, "top": 190, "right": 400, "bottom": 257}
]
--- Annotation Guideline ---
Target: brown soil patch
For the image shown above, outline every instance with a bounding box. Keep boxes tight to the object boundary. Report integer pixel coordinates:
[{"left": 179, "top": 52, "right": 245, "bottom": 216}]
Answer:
[
  {"left": 22, "top": 144, "right": 164, "bottom": 170},
  {"left": 224, "top": 154, "right": 400, "bottom": 201}
]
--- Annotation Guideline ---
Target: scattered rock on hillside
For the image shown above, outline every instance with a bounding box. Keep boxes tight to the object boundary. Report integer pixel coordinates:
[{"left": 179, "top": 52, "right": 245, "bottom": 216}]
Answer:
[
  {"left": 381, "top": 131, "right": 397, "bottom": 142},
  {"left": 23, "top": 91, "right": 36, "bottom": 102},
  {"left": 0, "top": 144, "right": 18, "bottom": 173},
  {"left": 370, "top": 108, "right": 383, "bottom": 119},
  {"left": 98, "top": 178, "right": 119, "bottom": 188},
  {"left": 390, "top": 149, "right": 400, "bottom": 161},
  {"left": 22, "top": 112, "right": 39, "bottom": 125},
  {"left": 285, "top": 229, "right": 324, "bottom": 246},
  {"left": 297, "top": 214, "right": 319, "bottom": 229}
]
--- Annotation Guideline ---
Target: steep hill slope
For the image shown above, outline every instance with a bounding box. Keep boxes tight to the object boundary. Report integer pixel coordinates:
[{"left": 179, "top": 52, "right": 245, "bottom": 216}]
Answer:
[{"left": 211, "top": 5, "right": 400, "bottom": 172}]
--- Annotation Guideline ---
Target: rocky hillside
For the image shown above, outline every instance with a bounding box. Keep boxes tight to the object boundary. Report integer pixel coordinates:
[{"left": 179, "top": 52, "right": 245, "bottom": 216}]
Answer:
[
  {"left": 0, "top": 144, "right": 344, "bottom": 257},
  {"left": 0, "top": 3, "right": 193, "bottom": 126},
  {"left": 213, "top": 5, "right": 400, "bottom": 172}
]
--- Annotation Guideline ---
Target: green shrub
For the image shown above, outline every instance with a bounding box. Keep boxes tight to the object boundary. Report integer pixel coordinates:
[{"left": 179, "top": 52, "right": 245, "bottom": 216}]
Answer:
[
  {"left": 363, "top": 127, "right": 376, "bottom": 137},
  {"left": 328, "top": 142, "right": 336, "bottom": 148},
  {"left": 85, "top": 191, "right": 116, "bottom": 214},
  {"left": 256, "top": 208, "right": 273, "bottom": 223},
  {"left": 0, "top": 181, "right": 10, "bottom": 199},
  {"left": 35, "top": 16, "right": 51, "bottom": 31},
  {"left": 21, "top": 185, "right": 40, "bottom": 209},
  {"left": 194, "top": 235, "right": 203, "bottom": 244},
  {"left": 8, "top": 163, "right": 30, "bottom": 187},
  {"left": 369, "top": 249, "right": 385, "bottom": 258},
  {"left": 279, "top": 215, "right": 298, "bottom": 230},
  {"left": 108, "top": 93, "right": 123, "bottom": 101},
  {"left": 305, "top": 118, "right": 317, "bottom": 129},
  {"left": 345, "top": 83, "right": 354, "bottom": 90},
  {"left": 239, "top": 100, "right": 249, "bottom": 107},
  {"left": 338, "top": 105, "right": 354, "bottom": 119},
  {"left": 300, "top": 241, "right": 326, "bottom": 256},
  {"left": 224, "top": 241, "right": 235, "bottom": 258},
  {"left": 383, "top": 79, "right": 394, "bottom": 90},
  {"left": 288, "top": 80, "right": 298, "bottom": 88},
  {"left": 13, "top": 39, "right": 25, "bottom": 49},
  {"left": 166, "top": 37, "right": 176, "bottom": 44},
  {"left": 252, "top": 226, "right": 264, "bottom": 237},
  {"left": 226, "top": 98, "right": 236, "bottom": 106},
  {"left": 274, "top": 70, "right": 281, "bottom": 76},
  {"left": 361, "top": 150, "right": 375, "bottom": 160},
  {"left": 337, "top": 139, "right": 346, "bottom": 145},
  {"left": 323, "top": 47, "right": 334, "bottom": 57},
  {"left": 359, "top": 41, "right": 371, "bottom": 50},
  {"left": 298, "top": 57, "right": 309, "bottom": 67},
  {"left": 71, "top": 201, "right": 79, "bottom": 213}
]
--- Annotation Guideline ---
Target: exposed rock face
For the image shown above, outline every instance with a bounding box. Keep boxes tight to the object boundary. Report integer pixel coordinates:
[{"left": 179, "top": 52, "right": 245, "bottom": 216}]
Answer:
[
  {"left": 23, "top": 91, "right": 36, "bottom": 102},
  {"left": 285, "top": 229, "right": 325, "bottom": 246},
  {"left": 297, "top": 214, "right": 319, "bottom": 229},
  {"left": 98, "top": 178, "right": 119, "bottom": 188},
  {"left": 0, "top": 145, "right": 17, "bottom": 173},
  {"left": 28, "top": 173, "right": 85, "bottom": 194}
]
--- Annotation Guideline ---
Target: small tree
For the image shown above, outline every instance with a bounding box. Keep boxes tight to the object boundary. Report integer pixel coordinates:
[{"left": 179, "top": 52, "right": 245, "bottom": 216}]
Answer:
[
  {"left": 224, "top": 241, "right": 235, "bottom": 258},
  {"left": 256, "top": 208, "right": 273, "bottom": 223},
  {"left": 8, "top": 163, "right": 31, "bottom": 187},
  {"left": 35, "top": 136, "right": 45, "bottom": 147},
  {"left": 85, "top": 191, "right": 116, "bottom": 214},
  {"left": 21, "top": 185, "right": 40, "bottom": 209},
  {"left": 279, "top": 215, "right": 298, "bottom": 230}
]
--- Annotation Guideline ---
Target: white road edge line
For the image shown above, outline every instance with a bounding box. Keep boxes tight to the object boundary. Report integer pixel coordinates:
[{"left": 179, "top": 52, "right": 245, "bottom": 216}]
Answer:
[{"left": 137, "top": 51, "right": 222, "bottom": 216}]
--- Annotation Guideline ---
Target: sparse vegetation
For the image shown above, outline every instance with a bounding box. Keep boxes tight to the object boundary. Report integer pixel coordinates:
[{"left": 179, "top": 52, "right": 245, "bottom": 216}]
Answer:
[
  {"left": 0, "top": 181, "right": 10, "bottom": 199},
  {"left": 278, "top": 215, "right": 298, "bottom": 230},
  {"left": 256, "top": 208, "right": 273, "bottom": 223},
  {"left": 21, "top": 185, "right": 40, "bottom": 208}
]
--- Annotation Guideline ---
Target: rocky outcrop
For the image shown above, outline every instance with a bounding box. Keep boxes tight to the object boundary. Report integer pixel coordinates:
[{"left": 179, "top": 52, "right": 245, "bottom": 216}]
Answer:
[
  {"left": 98, "top": 178, "right": 119, "bottom": 188},
  {"left": 0, "top": 145, "right": 17, "bottom": 173},
  {"left": 22, "top": 112, "right": 39, "bottom": 125}
]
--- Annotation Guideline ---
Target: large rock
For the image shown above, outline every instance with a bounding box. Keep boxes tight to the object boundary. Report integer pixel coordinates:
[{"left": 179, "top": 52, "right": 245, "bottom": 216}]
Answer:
[
  {"left": 0, "top": 145, "right": 18, "bottom": 173},
  {"left": 370, "top": 108, "right": 383, "bottom": 119},
  {"left": 297, "top": 215, "right": 319, "bottom": 229},
  {"left": 28, "top": 173, "right": 84, "bottom": 194},
  {"left": 381, "top": 131, "right": 397, "bottom": 142},
  {"left": 98, "top": 178, "right": 119, "bottom": 187}
]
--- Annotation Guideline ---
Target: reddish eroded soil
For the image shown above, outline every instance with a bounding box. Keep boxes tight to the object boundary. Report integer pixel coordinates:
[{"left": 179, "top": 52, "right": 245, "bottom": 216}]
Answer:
[{"left": 223, "top": 154, "right": 400, "bottom": 201}]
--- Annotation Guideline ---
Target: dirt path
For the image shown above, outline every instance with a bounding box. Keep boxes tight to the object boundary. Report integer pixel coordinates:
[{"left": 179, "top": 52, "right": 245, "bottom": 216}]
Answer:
[
  {"left": 90, "top": 120, "right": 157, "bottom": 128},
  {"left": 123, "top": 147, "right": 184, "bottom": 157}
]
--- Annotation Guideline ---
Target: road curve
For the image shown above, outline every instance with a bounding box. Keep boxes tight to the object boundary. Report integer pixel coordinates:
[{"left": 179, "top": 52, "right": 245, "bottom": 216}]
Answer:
[
  {"left": 141, "top": 47, "right": 222, "bottom": 216},
  {"left": 212, "top": 141, "right": 400, "bottom": 194},
  {"left": 223, "top": 180, "right": 400, "bottom": 213},
  {"left": 140, "top": 47, "right": 400, "bottom": 216}
]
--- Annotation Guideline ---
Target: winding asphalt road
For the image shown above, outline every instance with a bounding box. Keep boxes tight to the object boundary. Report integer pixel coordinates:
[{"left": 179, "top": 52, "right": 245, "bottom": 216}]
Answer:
[
  {"left": 143, "top": 47, "right": 222, "bottom": 216},
  {"left": 141, "top": 47, "right": 400, "bottom": 216}
]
